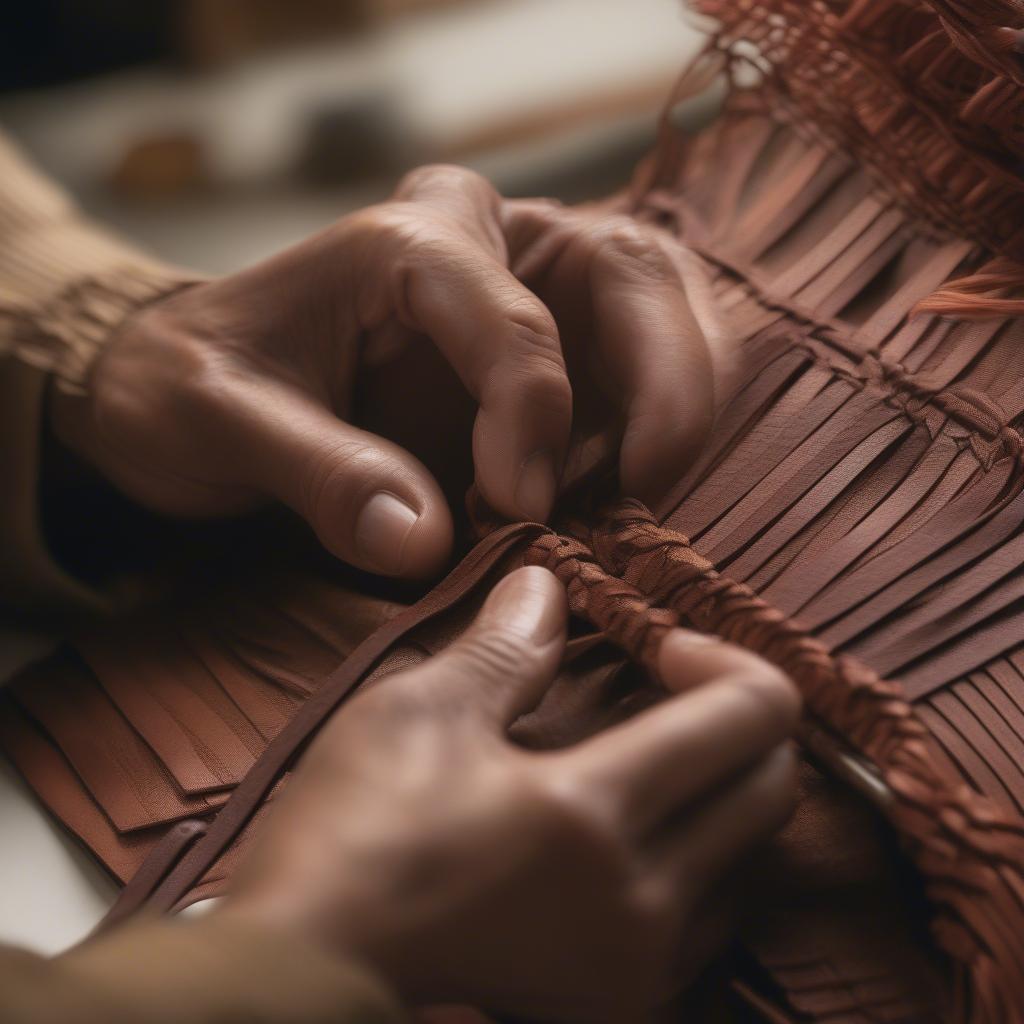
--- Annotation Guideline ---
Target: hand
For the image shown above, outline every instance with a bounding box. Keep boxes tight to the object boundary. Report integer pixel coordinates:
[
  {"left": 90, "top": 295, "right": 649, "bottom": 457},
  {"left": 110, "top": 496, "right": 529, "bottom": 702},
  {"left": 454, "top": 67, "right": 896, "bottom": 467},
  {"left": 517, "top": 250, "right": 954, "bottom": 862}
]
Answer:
[
  {"left": 218, "top": 567, "right": 799, "bottom": 1022},
  {"left": 52, "top": 166, "right": 723, "bottom": 579}
]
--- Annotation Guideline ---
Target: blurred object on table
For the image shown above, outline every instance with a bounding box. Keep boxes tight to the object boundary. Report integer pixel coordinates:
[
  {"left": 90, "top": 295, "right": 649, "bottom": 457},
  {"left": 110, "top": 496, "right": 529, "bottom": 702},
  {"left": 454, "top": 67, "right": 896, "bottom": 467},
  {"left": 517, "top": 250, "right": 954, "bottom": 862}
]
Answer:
[
  {"left": 110, "top": 132, "right": 209, "bottom": 198},
  {"left": 0, "top": 0, "right": 711, "bottom": 272}
]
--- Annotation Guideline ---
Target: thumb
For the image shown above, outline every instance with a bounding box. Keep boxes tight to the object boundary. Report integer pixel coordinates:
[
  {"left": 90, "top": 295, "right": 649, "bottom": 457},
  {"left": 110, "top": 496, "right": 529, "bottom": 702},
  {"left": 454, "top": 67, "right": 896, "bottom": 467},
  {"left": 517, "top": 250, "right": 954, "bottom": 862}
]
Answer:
[
  {"left": 413, "top": 566, "right": 567, "bottom": 728},
  {"left": 227, "top": 376, "right": 453, "bottom": 578}
]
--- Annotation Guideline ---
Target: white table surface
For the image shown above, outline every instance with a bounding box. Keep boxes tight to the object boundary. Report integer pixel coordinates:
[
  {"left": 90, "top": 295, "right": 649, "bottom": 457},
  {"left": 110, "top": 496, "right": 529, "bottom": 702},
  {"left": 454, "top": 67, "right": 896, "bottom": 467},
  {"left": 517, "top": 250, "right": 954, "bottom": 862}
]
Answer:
[
  {"left": 0, "top": 751, "right": 116, "bottom": 955},
  {"left": 0, "top": 630, "right": 115, "bottom": 955}
]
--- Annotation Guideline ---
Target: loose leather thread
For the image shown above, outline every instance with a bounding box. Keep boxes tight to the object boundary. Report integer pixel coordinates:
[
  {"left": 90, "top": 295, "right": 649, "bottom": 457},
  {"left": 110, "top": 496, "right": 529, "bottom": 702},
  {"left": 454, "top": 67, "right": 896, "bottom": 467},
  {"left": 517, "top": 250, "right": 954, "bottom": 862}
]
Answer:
[{"left": 691, "top": 3, "right": 1024, "bottom": 261}]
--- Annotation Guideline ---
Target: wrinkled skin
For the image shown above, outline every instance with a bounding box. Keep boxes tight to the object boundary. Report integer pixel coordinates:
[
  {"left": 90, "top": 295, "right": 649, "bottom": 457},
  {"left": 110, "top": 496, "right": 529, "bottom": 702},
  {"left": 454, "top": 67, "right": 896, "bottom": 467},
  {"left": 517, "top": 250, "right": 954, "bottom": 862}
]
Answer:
[
  {"left": 53, "top": 165, "right": 726, "bottom": 579},
  {"left": 220, "top": 568, "right": 798, "bottom": 1022}
]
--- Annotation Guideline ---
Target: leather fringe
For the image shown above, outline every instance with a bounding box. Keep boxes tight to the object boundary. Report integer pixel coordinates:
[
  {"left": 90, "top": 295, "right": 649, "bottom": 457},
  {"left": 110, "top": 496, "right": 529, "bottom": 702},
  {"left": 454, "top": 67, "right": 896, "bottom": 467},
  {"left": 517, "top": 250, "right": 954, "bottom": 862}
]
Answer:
[{"left": 666, "top": 0, "right": 1024, "bottom": 321}]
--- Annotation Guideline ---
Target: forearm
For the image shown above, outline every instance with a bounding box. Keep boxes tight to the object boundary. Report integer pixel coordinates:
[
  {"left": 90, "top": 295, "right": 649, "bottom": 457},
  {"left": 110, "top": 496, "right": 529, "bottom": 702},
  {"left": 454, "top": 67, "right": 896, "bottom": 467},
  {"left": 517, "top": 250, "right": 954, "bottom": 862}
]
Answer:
[
  {"left": 0, "top": 129, "right": 198, "bottom": 609},
  {"left": 1, "top": 915, "right": 406, "bottom": 1024}
]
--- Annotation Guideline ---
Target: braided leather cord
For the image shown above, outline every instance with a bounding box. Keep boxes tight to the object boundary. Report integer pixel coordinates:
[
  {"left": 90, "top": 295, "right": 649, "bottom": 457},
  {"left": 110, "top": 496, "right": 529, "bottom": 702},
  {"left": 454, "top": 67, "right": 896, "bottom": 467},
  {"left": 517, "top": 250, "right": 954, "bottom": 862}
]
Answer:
[{"left": 524, "top": 499, "right": 1024, "bottom": 1024}]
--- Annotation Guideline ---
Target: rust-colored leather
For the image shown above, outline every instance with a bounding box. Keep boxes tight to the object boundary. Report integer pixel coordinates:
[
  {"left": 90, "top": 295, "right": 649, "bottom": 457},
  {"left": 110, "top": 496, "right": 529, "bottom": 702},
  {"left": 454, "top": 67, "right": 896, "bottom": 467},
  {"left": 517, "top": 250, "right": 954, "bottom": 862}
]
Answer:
[{"left": 6, "top": 2, "right": 1024, "bottom": 1021}]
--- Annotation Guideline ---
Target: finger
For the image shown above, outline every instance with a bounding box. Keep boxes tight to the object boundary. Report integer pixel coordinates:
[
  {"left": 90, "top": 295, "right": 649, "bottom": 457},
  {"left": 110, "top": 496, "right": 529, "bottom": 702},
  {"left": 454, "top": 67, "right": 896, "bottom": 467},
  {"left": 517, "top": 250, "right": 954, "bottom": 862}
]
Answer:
[
  {"left": 209, "top": 371, "right": 454, "bottom": 578},
  {"left": 392, "top": 164, "right": 508, "bottom": 260},
  {"left": 403, "top": 566, "right": 567, "bottom": 729},
  {"left": 349, "top": 206, "right": 573, "bottom": 523},
  {"left": 652, "top": 744, "right": 797, "bottom": 898},
  {"left": 562, "top": 631, "right": 799, "bottom": 834},
  {"left": 504, "top": 203, "right": 720, "bottom": 508},
  {"left": 659, "top": 628, "right": 796, "bottom": 695},
  {"left": 583, "top": 218, "right": 717, "bottom": 505}
]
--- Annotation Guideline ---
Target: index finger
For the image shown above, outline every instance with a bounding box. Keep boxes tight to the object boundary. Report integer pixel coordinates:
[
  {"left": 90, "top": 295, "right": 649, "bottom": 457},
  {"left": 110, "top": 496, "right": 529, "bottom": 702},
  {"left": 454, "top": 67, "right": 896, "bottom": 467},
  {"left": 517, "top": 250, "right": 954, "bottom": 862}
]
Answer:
[
  {"left": 505, "top": 202, "right": 730, "bottom": 509},
  {"left": 582, "top": 220, "right": 721, "bottom": 507},
  {"left": 348, "top": 198, "right": 573, "bottom": 523},
  {"left": 559, "top": 630, "right": 800, "bottom": 836}
]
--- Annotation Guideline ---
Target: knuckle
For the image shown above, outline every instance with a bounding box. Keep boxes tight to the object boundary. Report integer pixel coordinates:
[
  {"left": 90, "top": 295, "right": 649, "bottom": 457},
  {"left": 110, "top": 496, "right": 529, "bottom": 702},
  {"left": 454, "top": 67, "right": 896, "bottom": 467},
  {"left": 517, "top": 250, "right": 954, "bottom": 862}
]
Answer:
[
  {"left": 530, "top": 770, "right": 627, "bottom": 860},
  {"left": 395, "top": 162, "right": 492, "bottom": 200},
  {"left": 454, "top": 626, "right": 537, "bottom": 682},
  {"left": 501, "top": 294, "right": 561, "bottom": 351},
  {"left": 508, "top": 360, "right": 573, "bottom": 426},
  {"left": 300, "top": 439, "right": 381, "bottom": 527},
  {"left": 349, "top": 205, "right": 452, "bottom": 260},
  {"left": 489, "top": 301, "right": 570, "bottom": 403},
  {"left": 587, "top": 216, "right": 674, "bottom": 283}
]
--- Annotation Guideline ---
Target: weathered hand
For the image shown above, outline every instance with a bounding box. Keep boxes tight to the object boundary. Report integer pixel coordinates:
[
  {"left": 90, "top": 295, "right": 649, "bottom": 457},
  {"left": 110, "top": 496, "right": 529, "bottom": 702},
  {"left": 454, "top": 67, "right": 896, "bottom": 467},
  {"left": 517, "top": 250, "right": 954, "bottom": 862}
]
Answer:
[
  {"left": 219, "top": 567, "right": 799, "bottom": 1022},
  {"left": 53, "top": 166, "right": 721, "bottom": 578}
]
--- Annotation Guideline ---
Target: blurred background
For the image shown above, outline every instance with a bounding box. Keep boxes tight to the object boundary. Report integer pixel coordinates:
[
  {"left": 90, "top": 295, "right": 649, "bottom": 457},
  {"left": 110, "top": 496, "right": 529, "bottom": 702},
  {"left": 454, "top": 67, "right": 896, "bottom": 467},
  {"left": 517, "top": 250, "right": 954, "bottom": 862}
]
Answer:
[{"left": 1, "top": 0, "right": 709, "bottom": 274}]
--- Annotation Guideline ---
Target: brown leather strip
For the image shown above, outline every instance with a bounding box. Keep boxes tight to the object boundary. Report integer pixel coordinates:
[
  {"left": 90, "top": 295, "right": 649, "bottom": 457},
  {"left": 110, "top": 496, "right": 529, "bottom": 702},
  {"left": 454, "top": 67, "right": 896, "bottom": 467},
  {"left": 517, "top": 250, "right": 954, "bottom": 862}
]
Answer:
[
  {"left": 899, "top": 604, "right": 1024, "bottom": 701},
  {"left": 674, "top": 372, "right": 855, "bottom": 541},
  {"left": 842, "top": 443, "right": 981, "bottom": 559},
  {"left": 769, "top": 195, "right": 889, "bottom": 299},
  {"left": 949, "top": 679, "right": 1024, "bottom": 810},
  {"left": 807, "top": 458, "right": 1012, "bottom": 636},
  {"left": 657, "top": 346, "right": 821, "bottom": 524},
  {"left": 879, "top": 312, "right": 956, "bottom": 368},
  {"left": 856, "top": 238, "right": 975, "bottom": 347},
  {"left": 703, "top": 115, "right": 779, "bottom": 240},
  {"left": 801, "top": 217, "right": 909, "bottom": 319},
  {"left": 729, "top": 980, "right": 801, "bottom": 1024},
  {"left": 851, "top": 535, "right": 1024, "bottom": 677},
  {"left": 702, "top": 398, "right": 902, "bottom": 564},
  {"left": 734, "top": 147, "right": 849, "bottom": 263},
  {"left": 748, "top": 154, "right": 856, "bottom": 266},
  {"left": 78, "top": 624, "right": 264, "bottom": 793},
  {"left": 762, "top": 428, "right": 945, "bottom": 613},
  {"left": 723, "top": 416, "right": 912, "bottom": 585},
  {"left": 11, "top": 657, "right": 219, "bottom": 832},
  {"left": 97, "top": 820, "right": 208, "bottom": 934},
  {"left": 991, "top": 655, "right": 1024, "bottom": 725},
  {"left": 181, "top": 627, "right": 299, "bottom": 741},
  {"left": 0, "top": 695, "right": 162, "bottom": 884},
  {"left": 916, "top": 701, "right": 1015, "bottom": 813},
  {"left": 911, "top": 319, "right": 1008, "bottom": 389}
]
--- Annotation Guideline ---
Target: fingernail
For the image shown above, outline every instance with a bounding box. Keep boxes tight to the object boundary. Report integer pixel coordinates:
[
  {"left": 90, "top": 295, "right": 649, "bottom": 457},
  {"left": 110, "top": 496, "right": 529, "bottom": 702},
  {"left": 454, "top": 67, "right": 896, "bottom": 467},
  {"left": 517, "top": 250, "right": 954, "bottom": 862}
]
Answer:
[
  {"left": 483, "top": 567, "right": 564, "bottom": 646},
  {"left": 355, "top": 492, "right": 419, "bottom": 575},
  {"left": 514, "top": 450, "right": 557, "bottom": 522}
]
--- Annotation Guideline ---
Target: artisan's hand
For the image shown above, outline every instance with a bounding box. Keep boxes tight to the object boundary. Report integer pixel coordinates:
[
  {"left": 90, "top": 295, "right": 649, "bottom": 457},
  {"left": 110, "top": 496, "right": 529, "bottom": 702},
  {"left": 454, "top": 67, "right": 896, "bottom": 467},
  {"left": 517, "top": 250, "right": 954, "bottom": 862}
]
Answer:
[
  {"left": 219, "top": 567, "right": 799, "bottom": 1021},
  {"left": 52, "top": 166, "right": 720, "bottom": 578}
]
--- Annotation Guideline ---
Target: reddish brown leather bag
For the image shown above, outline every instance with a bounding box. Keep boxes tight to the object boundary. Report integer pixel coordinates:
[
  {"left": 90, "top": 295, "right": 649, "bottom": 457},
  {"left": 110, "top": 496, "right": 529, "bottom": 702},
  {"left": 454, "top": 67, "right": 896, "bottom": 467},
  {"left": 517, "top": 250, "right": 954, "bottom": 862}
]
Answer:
[{"left": 6, "top": 2, "right": 1024, "bottom": 1020}]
